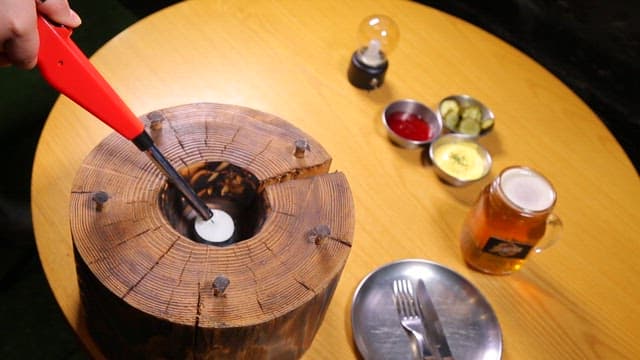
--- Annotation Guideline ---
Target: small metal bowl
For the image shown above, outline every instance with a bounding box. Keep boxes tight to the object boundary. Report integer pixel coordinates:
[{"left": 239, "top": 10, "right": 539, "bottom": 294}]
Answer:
[
  {"left": 428, "top": 133, "right": 492, "bottom": 186},
  {"left": 382, "top": 99, "right": 442, "bottom": 149},
  {"left": 437, "top": 94, "right": 495, "bottom": 137}
]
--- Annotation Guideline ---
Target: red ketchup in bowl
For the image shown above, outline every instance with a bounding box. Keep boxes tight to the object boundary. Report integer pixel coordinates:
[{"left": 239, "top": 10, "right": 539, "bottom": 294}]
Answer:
[{"left": 386, "top": 111, "right": 432, "bottom": 141}]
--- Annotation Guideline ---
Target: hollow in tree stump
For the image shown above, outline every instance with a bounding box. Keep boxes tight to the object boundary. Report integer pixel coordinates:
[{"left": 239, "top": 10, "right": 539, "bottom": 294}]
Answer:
[{"left": 70, "top": 103, "right": 355, "bottom": 359}]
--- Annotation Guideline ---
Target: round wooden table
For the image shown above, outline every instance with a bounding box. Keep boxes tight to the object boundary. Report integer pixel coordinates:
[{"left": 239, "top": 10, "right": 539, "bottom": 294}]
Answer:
[{"left": 32, "top": 0, "right": 640, "bottom": 358}]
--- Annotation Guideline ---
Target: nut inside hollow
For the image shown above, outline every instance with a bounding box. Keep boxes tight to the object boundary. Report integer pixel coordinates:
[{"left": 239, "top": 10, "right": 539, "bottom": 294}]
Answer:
[{"left": 159, "top": 161, "right": 266, "bottom": 246}]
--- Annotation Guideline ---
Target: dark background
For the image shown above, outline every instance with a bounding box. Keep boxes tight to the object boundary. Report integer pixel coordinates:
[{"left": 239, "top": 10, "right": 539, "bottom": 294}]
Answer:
[{"left": 1, "top": 0, "right": 637, "bottom": 358}]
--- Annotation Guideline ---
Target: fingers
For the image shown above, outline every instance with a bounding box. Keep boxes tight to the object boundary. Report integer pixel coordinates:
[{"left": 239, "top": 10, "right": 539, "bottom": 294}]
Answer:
[
  {"left": 0, "top": 0, "right": 81, "bottom": 69},
  {"left": 36, "top": 0, "right": 82, "bottom": 28},
  {"left": 0, "top": 0, "right": 39, "bottom": 69}
]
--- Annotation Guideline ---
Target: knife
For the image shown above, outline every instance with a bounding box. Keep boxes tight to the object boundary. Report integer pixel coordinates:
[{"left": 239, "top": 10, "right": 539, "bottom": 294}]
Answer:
[{"left": 415, "top": 279, "right": 454, "bottom": 360}]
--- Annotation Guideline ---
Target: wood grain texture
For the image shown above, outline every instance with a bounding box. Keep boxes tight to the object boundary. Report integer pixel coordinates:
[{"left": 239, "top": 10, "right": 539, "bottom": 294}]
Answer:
[
  {"left": 31, "top": 1, "right": 640, "bottom": 359},
  {"left": 70, "top": 103, "right": 353, "bottom": 358}
]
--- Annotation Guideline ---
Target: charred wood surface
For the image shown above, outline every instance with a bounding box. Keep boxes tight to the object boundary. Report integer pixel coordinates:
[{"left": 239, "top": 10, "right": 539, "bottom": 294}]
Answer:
[{"left": 70, "top": 103, "right": 354, "bottom": 359}]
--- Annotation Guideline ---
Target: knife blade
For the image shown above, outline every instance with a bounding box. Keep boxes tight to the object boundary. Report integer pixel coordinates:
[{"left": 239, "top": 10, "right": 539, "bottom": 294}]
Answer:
[{"left": 415, "top": 279, "right": 454, "bottom": 360}]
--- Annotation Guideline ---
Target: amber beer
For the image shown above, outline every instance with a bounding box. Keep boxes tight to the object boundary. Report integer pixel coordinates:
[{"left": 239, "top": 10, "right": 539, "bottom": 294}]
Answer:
[{"left": 461, "top": 166, "right": 562, "bottom": 275}]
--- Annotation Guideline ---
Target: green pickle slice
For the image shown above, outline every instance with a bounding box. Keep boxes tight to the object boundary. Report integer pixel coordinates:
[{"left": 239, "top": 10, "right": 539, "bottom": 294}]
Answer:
[
  {"left": 440, "top": 99, "right": 460, "bottom": 116},
  {"left": 458, "top": 117, "right": 481, "bottom": 136},
  {"left": 440, "top": 98, "right": 493, "bottom": 135},
  {"left": 481, "top": 117, "right": 494, "bottom": 130},
  {"left": 461, "top": 105, "right": 482, "bottom": 122},
  {"left": 443, "top": 110, "right": 460, "bottom": 130}
]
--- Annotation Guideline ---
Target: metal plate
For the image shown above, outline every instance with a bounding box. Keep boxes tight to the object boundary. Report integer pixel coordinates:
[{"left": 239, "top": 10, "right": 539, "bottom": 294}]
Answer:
[{"left": 351, "top": 259, "right": 502, "bottom": 360}]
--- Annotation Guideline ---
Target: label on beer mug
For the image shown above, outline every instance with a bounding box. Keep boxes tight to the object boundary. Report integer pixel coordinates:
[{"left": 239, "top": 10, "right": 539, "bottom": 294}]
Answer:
[{"left": 482, "top": 237, "right": 533, "bottom": 259}]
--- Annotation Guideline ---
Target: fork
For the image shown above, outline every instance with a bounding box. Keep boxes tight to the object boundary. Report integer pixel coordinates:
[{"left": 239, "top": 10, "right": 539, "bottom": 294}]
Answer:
[{"left": 393, "top": 279, "right": 435, "bottom": 360}]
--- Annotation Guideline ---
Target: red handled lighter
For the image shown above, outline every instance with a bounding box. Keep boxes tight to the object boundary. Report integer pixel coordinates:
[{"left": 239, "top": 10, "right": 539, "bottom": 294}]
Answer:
[{"left": 36, "top": 15, "right": 212, "bottom": 220}]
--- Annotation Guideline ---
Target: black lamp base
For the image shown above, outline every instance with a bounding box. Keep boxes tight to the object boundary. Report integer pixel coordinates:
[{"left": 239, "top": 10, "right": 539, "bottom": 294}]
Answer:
[{"left": 347, "top": 51, "right": 388, "bottom": 90}]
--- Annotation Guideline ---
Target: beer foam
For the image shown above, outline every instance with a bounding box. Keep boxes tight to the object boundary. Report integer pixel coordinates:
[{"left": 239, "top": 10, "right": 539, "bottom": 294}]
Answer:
[{"left": 500, "top": 168, "right": 555, "bottom": 212}]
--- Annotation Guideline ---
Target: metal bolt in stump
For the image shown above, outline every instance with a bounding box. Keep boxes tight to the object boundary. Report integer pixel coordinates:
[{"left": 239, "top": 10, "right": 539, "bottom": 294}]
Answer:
[
  {"left": 309, "top": 224, "right": 331, "bottom": 245},
  {"left": 212, "top": 276, "right": 230, "bottom": 297},
  {"left": 91, "top": 191, "right": 109, "bottom": 211},
  {"left": 147, "top": 111, "right": 165, "bottom": 131},
  {"left": 294, "top": 139, "right": 310, "bottom": 158}
]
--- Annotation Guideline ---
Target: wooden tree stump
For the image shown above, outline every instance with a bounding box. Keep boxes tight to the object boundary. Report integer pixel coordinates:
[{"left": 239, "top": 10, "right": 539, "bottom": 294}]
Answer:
[{"left": 70, "top": 103, "right": 355, "bottom": 359}]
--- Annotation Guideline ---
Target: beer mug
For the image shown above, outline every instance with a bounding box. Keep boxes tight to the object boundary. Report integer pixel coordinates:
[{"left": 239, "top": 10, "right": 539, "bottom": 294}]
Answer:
[{"left": 460, "top": 166, "right": 562, "bottom": 275}]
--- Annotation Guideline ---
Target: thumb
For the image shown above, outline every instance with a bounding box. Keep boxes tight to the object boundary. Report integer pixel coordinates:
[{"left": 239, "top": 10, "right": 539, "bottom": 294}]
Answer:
[{"left": 36, "top": 0, "right": 82, "bottom": 28}]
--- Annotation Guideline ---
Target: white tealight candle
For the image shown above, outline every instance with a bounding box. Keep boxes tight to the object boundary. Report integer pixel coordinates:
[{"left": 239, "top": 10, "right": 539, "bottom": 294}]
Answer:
[{"left": 194, "top": 209, "right": 235, "bottom": 244}]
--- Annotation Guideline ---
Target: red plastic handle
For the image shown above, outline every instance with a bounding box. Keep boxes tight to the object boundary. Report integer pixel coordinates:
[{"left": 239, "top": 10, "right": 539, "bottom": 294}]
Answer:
[{"left": 37, "top": 16, "right": 144, "bottom": 140}]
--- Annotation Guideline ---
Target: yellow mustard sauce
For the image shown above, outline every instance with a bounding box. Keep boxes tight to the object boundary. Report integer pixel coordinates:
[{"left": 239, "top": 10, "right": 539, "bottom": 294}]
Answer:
[{"left": 433, "top": 142, "right": 485, "bottom": 180}]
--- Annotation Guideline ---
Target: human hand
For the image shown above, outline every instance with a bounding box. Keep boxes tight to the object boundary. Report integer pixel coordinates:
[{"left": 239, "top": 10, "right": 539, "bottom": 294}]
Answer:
[{"left": 1, "top": 0, "right": 81, "bottom": 69}]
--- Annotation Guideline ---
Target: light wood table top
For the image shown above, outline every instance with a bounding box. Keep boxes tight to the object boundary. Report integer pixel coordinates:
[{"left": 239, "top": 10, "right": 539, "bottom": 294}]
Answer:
[{"left": 32, "top": 0, "right": 640, "bottom": 358}]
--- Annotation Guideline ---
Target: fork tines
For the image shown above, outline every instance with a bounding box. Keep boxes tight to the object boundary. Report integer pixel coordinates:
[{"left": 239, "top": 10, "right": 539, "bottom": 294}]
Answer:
[{"left": 393, "top": 279, "right": 417, "bottom": 317}]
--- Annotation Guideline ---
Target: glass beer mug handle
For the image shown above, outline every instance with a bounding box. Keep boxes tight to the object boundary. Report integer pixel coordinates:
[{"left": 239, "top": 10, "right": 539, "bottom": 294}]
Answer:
[{"left": 534, "top": 213, "right": 563, "bottom": 254}]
